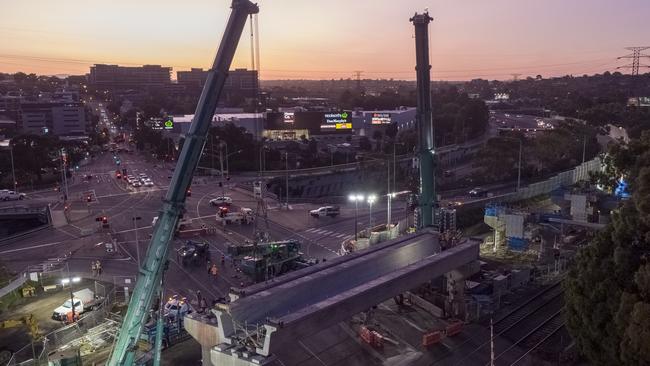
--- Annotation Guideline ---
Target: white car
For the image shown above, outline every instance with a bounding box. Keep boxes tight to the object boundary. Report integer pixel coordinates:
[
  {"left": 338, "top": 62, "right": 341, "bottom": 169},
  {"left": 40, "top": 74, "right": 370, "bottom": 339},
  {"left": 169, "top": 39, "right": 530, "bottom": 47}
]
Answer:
[
  {"left": 132, "top": 181, "right": 142, "bottom": 187},
  {"left": 143, "top": 180, "right": 154, "bottom": 187},
  {"left": 138, "top": 173, "right": 148, "bottom": 179},
  {"left": 209, "top": 196, "right": 233, "bottom": 206},
  {"left": 0, "top": 190, "right": 26, "bottom": 201}
]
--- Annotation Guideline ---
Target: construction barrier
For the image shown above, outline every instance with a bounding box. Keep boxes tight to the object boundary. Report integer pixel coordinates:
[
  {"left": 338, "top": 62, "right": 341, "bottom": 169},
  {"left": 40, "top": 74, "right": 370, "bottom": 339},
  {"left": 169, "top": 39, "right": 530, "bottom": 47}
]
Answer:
[{"left": 422, "top": 330, "right": 443, "bottom": 347}]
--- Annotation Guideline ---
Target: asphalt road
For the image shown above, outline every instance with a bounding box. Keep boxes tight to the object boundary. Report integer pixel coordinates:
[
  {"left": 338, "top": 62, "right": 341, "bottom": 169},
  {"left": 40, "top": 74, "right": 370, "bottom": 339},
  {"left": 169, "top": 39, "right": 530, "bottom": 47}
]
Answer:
[{"left": 1, "top": 144, "right": 404, "bottom": 306}]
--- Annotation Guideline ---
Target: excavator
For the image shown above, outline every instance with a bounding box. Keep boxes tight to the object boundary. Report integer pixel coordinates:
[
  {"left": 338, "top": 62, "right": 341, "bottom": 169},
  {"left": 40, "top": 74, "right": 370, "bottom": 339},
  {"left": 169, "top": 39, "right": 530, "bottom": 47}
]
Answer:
[{"left": 107, "top": 1, "right": 259, "bottom": 365}]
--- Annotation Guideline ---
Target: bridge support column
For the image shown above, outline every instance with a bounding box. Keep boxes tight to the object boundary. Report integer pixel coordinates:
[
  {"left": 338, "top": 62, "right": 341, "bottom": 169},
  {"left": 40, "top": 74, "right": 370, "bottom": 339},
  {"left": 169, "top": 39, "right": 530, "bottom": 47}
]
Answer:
[
  {"left": 444, "top": 261, "right": 480, "bottom": 319},
  {"left": 214, "top": 310, "right": 235, "bottom": 342}
]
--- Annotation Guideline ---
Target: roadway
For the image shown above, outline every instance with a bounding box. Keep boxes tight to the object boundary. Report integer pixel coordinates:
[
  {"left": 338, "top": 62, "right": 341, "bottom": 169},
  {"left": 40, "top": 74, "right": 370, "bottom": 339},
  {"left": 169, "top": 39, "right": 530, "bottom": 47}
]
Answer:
[{"left": 0, "top": 145, "right": 404, "bottom": 306}]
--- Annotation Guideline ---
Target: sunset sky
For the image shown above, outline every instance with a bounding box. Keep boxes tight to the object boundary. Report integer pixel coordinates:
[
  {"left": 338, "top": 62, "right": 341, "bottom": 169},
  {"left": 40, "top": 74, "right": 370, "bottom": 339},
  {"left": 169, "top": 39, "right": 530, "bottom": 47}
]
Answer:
[{"left": 1, "top": 0, "right": 648, "bottom": 80}]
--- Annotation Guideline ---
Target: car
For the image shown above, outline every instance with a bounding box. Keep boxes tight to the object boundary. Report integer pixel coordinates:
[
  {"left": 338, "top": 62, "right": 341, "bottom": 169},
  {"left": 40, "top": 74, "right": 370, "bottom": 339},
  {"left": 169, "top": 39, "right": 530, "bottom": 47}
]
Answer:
[
  {"left": 131, "top": 181, "right": 142, "bottom": 187},
  {"left": 468, "top": 187, "right": 488, "bottom": 198},
  {"left": 309, "top": 206, "right": 340, "bottom": 218},
  {"left": 138, "top": 173, "right": 148, "bottom": 178},
  {"left": 443, "top": 170, "right": 454, "bottom": 178},
  {"left": 209, "top": 196, "right": 232, "bottom": 206},
  {"left": 143, "top": 180, "right": 154, "bottom": 187},
  {"left": 0, "top": 190, "right": 26, "bottom": 201}
]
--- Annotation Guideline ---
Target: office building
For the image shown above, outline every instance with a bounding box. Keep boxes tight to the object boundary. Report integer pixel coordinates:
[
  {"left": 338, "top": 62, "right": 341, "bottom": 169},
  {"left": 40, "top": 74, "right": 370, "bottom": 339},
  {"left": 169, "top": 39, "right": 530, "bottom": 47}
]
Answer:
[
  {"left": 89, "top": 64, "right": 172, "bottom": 88},
  {"left": 176, "top": 68, "right": 259, "bottom": 102},
  {"left": 20, "top": 100, "right": 87, "bottom": 136}
]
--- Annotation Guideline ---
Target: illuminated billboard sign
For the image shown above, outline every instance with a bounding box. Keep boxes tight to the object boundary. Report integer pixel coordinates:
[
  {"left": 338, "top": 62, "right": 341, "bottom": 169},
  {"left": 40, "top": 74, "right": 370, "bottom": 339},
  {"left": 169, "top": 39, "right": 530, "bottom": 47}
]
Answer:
[
  {"left": 266, "top": 111, "right": 352, "bottom": 134},
  {"left": 148, "top": 118, "right": 174, "bottom": 131},
  {"left": 320, "top": 112, "right": 351, "bottom": 131},
  {"left": 283, "top": 112, "right": 295, "bottom": 123},
  {"left": 371, "top": 113, "right": 391, "bottom": 125}
]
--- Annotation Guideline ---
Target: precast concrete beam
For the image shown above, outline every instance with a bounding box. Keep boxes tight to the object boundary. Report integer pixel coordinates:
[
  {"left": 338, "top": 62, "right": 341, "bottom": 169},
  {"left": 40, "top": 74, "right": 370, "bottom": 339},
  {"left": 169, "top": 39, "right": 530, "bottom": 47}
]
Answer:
[{"left": 262, "top": 240, "right": 479, "bottom": 354}]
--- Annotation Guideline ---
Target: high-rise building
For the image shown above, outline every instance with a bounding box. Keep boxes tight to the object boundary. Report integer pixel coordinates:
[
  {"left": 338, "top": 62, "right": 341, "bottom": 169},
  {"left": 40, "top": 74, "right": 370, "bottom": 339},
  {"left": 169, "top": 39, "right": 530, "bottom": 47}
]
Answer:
[
  {"left": 89, "top": 64, "right": 171, "bottom": 88},
  {"left": 176, "top": 68, "right": 259, "bottom": 101}
]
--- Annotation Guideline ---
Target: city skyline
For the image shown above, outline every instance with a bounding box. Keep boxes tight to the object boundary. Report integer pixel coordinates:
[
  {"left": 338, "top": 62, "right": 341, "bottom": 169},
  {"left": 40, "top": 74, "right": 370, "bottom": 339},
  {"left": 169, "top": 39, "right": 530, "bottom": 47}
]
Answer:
[{"left": 2, "top": 0, "right": 649, "bottom": 80}]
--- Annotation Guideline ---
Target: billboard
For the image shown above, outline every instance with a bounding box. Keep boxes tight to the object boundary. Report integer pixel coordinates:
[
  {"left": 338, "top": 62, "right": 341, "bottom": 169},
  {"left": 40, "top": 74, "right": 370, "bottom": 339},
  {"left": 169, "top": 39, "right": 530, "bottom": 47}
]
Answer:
[
  {"left": 320, "top": 112, "right": 352, "bottom": 131},
  {"left": 371, "top": 113, "right": 391, "bottom": 125},
  {"left": 265, "top": 112, "right": 352, "bottom": 134},
  {"left": 147, "top": 118, "right": 174, "bottom": 131}
]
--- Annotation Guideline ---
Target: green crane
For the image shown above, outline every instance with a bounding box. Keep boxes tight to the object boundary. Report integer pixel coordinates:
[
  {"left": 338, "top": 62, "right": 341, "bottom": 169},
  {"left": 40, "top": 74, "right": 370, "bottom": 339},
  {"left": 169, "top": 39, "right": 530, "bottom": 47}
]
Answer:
[{"left": 107, "top": 1, "right": 259, "bottom": 365}]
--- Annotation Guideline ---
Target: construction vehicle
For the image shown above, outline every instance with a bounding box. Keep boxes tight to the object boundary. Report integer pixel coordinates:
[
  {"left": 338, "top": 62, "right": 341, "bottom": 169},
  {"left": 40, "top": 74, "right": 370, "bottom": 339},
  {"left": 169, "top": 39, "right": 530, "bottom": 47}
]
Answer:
[
  {"left": 176, "top": 240, "right": 209, "bottom": 267},
  {"left": 227, "top": 240, "right": 316, "bottom": 282},
  {"left": 52, "top": 288, "right": 104, "bottom": 321},
  {"left": 107, "top": 1, "right": 259, "bottom": 365}
]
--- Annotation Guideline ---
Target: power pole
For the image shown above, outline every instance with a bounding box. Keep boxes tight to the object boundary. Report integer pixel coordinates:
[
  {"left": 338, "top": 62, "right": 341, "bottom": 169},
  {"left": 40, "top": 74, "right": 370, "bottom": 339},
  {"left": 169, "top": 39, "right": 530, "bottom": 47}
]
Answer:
[
  {"left": 354, "top": 70, "right": 363, "bottom": 90},
  {"left": 617, "top": 47, "right": 650, "bottom": 105},
  {"left": 411, "top": 11, "right": 435, "bottom": 228}
]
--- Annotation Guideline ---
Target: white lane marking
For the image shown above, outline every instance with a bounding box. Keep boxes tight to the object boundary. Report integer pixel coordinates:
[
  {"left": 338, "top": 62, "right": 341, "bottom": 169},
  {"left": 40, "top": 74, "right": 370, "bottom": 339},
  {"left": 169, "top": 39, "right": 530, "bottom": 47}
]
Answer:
[
  {"left": 0, "top": 240, "right": 65, "bottom": 254},
  {"left": 336, "top": 233, "right": 347, "bottom": 238}
]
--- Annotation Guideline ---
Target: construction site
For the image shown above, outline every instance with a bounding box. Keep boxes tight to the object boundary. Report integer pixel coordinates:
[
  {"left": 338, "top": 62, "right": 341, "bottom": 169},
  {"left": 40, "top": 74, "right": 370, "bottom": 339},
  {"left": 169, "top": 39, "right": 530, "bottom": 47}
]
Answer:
[{"left": 0, "top": 1, "right": 623, "bottom": 366}]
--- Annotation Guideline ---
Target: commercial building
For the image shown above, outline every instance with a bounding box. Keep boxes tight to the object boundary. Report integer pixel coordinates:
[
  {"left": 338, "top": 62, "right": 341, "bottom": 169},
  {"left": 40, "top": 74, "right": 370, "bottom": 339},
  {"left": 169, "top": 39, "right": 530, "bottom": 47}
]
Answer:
[
  {"left": 169, "top": 113, "right": 264, "bottom": 138},
  {"left": 20, "top": 100, "right": 87, "bottom": 136},
  {"left": 176, "top": 68, "right": 259, "bottom": 102},
  {"left": 89, "top": 64, "right": 172, "bottom": 88}
]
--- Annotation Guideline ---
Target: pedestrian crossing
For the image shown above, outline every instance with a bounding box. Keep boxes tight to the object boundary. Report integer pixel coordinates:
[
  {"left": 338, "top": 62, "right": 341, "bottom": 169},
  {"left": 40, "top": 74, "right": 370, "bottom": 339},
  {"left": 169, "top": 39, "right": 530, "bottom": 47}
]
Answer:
[{"left": 302, "top": 227, "right": 349, "bottom": 239}]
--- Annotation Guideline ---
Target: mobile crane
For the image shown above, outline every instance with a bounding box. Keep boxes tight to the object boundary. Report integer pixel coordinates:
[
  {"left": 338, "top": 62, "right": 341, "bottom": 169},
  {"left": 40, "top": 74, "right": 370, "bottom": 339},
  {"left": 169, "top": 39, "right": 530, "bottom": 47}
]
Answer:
[{"left": 106, "top": 1, "right": 259, "bottom": 365}]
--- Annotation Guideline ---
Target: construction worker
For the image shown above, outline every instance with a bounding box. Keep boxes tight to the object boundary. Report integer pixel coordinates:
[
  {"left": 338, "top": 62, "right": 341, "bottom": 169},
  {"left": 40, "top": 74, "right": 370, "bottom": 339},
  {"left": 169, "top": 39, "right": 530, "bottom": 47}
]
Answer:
[
  {"left": 206, "top": 260, "right": 212, "bottom": 274},
  {"left": 199, "top": 297, "right": 208, "bottom": 313},
  {"left": 96, "top": 260, "right": 102, "bottom": 276},
  {"left": 91, "top": 261, "right": 97, "bottom": 277},
  {"left": 210, "top": 263, "right": 218, "bottom": 278}
]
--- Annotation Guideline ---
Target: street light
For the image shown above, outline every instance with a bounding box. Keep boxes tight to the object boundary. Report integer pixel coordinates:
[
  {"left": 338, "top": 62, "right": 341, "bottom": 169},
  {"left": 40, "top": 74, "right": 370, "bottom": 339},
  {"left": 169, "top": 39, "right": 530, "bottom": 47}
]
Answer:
[
  {"left": 348, "top": 194, "right": 365, "bottom": 241},
  {"left": 367, "top": 194, "right": 377, "bottom": 232}
]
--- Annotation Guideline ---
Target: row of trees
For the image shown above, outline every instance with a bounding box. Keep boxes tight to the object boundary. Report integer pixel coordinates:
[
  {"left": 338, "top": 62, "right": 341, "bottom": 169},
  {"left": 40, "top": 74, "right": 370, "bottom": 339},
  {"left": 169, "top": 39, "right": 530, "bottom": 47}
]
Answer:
[
  {"left": 565, "top": 133, "right": 650, "bottom": 365},
  {"left": 0, "top": 134, "right": 88, "bottom": 188},
  {"left": 475, "top": 119, "right": 600, "bottom": 184}
]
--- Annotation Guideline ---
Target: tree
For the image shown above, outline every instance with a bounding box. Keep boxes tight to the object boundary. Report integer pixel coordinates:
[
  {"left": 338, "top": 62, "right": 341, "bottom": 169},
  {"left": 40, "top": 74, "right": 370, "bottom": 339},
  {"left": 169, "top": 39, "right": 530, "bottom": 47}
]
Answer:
[{"left": 564, "top": 133, "right": 650, "bottom": 365}]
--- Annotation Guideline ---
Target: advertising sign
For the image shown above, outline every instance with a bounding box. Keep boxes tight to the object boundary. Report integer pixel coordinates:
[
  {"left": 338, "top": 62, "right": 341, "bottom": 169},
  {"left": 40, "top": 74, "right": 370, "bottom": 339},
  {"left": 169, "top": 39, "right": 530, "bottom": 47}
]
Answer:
[
  {"left": 320, "top": 112, "right": 351, "bottom": 131},
  {"left": 283, "top": 112, "right": 295, "bottom": 123},
  {"left": 371, "top": 113, "right": 391, "bottom": 125}
]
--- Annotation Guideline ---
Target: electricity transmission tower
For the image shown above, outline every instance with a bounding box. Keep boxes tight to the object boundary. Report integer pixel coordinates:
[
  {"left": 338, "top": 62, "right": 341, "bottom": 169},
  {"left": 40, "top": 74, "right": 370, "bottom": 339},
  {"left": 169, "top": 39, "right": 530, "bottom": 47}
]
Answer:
[
  {"left": 617, "top": 47, "right": 650, "bottom": 75},
  {"left": 354, "top": 70, "right": 363, "bottom": 90},
  {"left": 617, "top": 47, "right": 650, "bottom": 105}
]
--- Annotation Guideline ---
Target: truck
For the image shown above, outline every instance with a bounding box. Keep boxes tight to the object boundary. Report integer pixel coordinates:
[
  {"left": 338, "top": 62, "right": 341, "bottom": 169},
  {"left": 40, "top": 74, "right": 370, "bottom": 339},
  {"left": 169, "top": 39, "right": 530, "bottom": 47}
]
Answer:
[
  {"left": 0, "top": 189, "right": 26, "bottom": 201},
  {"left": 216, "top": 207, "right": 254, "bottom": 225},
  {"left": 176, "top": 240, "right": 209, "bottom": 267},
  {"left": 52, "top": 288, "right": 103, "bottom": 321},
  {"left": 309, "top": 206, "right": 340, "bottom": 218},
  {"left": 227, "top": 240, "right": 317, "bottom": 282}
]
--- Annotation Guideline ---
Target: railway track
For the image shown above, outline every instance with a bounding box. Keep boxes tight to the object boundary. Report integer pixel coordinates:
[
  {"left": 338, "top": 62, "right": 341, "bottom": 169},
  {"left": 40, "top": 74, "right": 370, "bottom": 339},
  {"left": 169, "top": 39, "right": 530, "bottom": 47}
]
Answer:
[{"left": 447, "top": 279, "right": 565, "bottom": 366}]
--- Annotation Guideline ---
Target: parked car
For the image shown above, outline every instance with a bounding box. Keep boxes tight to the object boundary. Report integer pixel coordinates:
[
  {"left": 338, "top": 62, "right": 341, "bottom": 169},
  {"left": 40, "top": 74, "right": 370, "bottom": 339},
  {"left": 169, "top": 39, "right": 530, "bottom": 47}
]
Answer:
[
  {"left": 309, "top": 206, "right": 340, "bottom": 218},
  {"left": 0, "top": 189, "right": 26, "bottom": 201},
  {"left": 143, "top": 180, "right": 154, "bottom": 187},
  {"left": 209, "top": 196, "right": 233, "bottom": 206},
  {"left": 132, "top": 181, "right": 142, "bottom": 187}
]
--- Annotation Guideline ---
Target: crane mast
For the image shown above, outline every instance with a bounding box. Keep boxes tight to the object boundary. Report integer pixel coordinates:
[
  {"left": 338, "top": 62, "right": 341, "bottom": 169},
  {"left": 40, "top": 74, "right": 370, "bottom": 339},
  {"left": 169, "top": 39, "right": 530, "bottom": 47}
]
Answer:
[{"left": 107, "top": 1, "right": 259, "bottom": 364}]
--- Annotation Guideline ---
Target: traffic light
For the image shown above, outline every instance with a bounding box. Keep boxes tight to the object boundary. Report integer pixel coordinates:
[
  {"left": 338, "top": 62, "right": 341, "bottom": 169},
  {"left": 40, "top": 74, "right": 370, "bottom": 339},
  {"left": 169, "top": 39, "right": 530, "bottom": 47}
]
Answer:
[
  {"left": 186, "top": 188, "right": 192, "bottom": 197},
  {"left": 101, "top": 216, "right": 109, "bottom": 228}
]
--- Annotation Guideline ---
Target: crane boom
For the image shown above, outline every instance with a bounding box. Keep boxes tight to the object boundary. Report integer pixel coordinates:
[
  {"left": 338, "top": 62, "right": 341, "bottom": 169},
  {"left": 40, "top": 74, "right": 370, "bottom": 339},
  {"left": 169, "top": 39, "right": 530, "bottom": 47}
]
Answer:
[{"left": 107, "top": 1, "right": 259, "bottom": 364}]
